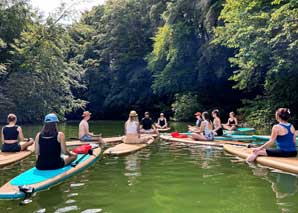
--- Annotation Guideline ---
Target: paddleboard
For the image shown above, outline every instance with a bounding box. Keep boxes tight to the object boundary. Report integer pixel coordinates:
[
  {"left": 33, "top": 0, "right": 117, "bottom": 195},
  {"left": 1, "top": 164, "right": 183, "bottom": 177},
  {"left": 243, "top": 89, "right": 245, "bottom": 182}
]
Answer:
[
  {"left": 223, "top": 127, "right": 255, "bottom": 135},
  {"left": 157, "top": 127, "right": 171, "bottom": 132},
  {"left": 66, "top": 136, "right": 123, "bottom": 146},
  {"left": 160, "top": 135, "right": 249, "bottom": 147},
  {"left": 104, "top": 137, "right": 155, "bottom": 155},
  {"left": 0, "top": 147, "right": 101, "bottom": 199},
  {"left": 215, "top": 135, "right": 254, "bottom": 141},
  {"left": 224, "top": 144, "right": 298, "bottom": 174},
  {"left": 0, "top": 142, "right": 35, "bottom": 168}
]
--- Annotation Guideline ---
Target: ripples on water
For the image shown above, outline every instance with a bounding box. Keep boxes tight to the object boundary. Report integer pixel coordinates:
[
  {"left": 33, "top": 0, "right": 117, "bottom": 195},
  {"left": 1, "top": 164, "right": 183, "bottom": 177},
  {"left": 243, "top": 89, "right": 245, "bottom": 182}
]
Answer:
[{"left": 0, "top": 138, "right": 298, "bottom": 212}]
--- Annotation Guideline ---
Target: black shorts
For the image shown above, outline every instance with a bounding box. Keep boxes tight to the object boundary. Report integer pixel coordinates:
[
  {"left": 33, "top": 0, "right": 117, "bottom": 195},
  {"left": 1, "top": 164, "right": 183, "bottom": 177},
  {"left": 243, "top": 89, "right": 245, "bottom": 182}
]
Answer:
[
  {"left": 1, "top": 143, "right": 21, "bottom": 152},
  {"left": 36, "top": 158, "right": 65, "bottom": 170},
  {"left": 266, "top": 148, "right": 297, "bottom": 157},
  {"left": 215, "top": 128, "right": 223, "bottom": 136}
]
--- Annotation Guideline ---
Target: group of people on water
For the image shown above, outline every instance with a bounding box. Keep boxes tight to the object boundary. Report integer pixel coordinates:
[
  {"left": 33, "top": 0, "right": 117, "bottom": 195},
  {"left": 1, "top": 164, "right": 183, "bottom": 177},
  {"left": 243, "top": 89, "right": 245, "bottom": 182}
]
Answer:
[
  {"left": 0, "top": 110, "right": 168, "bottom": 170},
  {"left": 188, "top": 110, "right": 238, "bottom": 141},
  {"left": 1, "top": 107, "right": 297, "bottom": 171}
]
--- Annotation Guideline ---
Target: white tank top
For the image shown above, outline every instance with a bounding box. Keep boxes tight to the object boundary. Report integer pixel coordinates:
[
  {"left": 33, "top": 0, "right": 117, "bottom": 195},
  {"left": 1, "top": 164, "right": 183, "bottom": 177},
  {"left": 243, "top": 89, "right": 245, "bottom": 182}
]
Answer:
[
  {"left": 126, "top": 121, "right": 138, "bottom": 134},
  {"left": 203, "top": 120, "right": 212, "bottom": 135}
]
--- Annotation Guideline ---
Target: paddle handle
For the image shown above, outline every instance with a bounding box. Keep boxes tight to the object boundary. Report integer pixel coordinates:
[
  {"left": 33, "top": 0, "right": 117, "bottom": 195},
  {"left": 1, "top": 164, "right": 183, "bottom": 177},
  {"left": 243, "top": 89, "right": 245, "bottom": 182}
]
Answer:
[{"left": 71, "top": 148, "right": 95, "bottom": 167}]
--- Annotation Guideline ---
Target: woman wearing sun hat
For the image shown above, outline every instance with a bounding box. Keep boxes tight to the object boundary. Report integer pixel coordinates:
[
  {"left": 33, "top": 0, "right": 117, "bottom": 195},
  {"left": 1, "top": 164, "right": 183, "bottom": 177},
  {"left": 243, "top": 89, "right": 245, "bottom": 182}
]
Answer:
[
  {"left": 123, "top": 111, "right": 152, "bottom": 144},
  {"left": 79, "top": 111, "right": 103, "bottom": 142},
  {"left": 35, "top": 113, "right": 77, "bottom": 170},
  {"left": 1, "top": 113, "right": 34, "bottom": 152}
]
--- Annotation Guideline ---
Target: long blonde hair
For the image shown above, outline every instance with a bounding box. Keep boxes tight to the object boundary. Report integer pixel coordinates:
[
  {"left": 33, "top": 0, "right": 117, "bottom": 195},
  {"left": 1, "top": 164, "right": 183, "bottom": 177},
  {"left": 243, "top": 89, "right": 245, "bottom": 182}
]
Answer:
[{"left": 127, "top": 115, "right": 139, "bottom": 124}]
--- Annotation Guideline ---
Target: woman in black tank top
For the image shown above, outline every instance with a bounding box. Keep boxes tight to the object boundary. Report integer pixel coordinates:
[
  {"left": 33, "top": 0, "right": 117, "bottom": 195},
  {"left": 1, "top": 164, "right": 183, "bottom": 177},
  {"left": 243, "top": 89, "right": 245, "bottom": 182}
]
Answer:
[
  {"left": 156, "top": 113, "right": 168, "bottom": 129},
  {"left": 35, "top": 113, "right": 77, "bottom": 170},
  {"left": 1, "top": 114, "right": 34, "bottom": 152},
  {"left": 222, "top": 112, "right": 238, "bottom": 131}
]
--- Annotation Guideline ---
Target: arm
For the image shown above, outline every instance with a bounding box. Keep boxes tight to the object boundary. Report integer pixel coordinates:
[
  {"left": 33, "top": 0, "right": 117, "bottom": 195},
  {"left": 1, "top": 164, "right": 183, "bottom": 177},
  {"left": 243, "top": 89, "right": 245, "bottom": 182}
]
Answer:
[
  {"left": 140, "top": 119, "right": 143, "bottom": 129},
  {"left": 157, "top": 118, "right": 160, "bottom": 126},
  {"left": 17, "top": 127, "right": 25, "bottom": 141},
  {"left": 35, "top": 133, "right": 40, "bottom": 159},
  {"left": 198, "top": 122, "right": 206, "bottom": 133},
  {"left": 292, "top": 125, "right": 296, "bottom": 146},
  {"left": 255, "top": 126, "right": 278, "bottom": 151},
  {"left": 163, "top": 118, "right": 168, "bottom": 128},
  {"left": 59, "top": 132, "right": 69, "bottom": 155},
  {"left": 152, "top": 122, "right": 156, "bottom": 130},
  {"left": 124, "top": 122, "right": 127, "bottom": 135},
  {"left": 234, "top": 118, "right": 238, "bottom": 126},
  {"left": 1, "top": 128, "right": 4, "bottom": 144},
  {"left": 213, "top": 119, "right": 221, "bottom": 132},
  {"left": 137, "top": 122, "right": 141, "bottom": 137}
]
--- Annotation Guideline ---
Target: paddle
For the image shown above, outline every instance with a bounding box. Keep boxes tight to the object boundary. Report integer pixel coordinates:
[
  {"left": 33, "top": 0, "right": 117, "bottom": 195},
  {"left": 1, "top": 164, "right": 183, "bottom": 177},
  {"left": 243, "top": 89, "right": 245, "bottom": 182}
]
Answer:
[{"left": 71, "top": 144, "right": 98, "bottom": 167}]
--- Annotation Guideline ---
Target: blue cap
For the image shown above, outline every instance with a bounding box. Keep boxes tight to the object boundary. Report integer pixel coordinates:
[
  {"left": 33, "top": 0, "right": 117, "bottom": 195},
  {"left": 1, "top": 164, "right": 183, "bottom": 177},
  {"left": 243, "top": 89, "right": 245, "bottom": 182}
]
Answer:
[{"left": 44, "top": 113, "right": 59, "bottom": 123}]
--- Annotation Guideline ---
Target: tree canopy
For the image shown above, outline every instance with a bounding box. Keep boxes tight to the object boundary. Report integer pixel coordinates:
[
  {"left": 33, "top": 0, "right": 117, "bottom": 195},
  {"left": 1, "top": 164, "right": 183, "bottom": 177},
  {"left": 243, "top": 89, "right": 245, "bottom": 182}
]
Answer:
[{"left": 0, "top": 0, "right": 297, "bottom": 125}]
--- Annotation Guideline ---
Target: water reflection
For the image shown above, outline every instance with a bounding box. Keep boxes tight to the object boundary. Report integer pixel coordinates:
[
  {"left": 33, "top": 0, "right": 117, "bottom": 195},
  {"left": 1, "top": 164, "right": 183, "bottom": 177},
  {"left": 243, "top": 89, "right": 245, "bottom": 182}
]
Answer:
[
  {"left": 249, "top": 164, "right": 298, "bottom": 212},
  {"left": 124, "top": 153, "right": 141, "bottom": 187}
]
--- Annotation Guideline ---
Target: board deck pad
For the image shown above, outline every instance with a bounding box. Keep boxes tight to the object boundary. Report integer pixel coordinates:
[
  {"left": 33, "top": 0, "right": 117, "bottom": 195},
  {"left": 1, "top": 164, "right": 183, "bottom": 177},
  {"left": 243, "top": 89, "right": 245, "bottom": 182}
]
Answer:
[
  {"left": 10, "top": 154, "right": 89, "bottom": 186},
  {"left": 0, "top": 147, "right": 101, "bottom": 199}
]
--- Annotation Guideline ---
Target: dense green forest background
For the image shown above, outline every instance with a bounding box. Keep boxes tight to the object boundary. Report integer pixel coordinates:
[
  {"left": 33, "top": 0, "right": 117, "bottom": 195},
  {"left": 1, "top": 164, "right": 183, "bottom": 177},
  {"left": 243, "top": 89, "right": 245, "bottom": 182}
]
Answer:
[{"left": 0, "top": 0, "right": 297, "bottom": 127}]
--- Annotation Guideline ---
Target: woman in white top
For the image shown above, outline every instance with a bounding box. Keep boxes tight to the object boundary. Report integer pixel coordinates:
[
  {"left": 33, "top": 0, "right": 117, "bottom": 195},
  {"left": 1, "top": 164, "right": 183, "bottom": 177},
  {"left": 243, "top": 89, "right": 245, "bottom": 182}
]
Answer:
[
  {"left": 191, "top": 112, "right": 214, "bottom": 141},
  {"left": 123, "top": 111, "right": 152, "bottom": 144}
]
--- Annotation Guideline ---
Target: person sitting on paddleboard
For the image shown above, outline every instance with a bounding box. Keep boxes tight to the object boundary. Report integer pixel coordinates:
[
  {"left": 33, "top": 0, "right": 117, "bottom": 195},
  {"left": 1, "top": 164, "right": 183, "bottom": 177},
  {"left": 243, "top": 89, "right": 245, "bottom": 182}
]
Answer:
[
  {"left": 140, "top": 112, "right": 158, "bottom": 134},
  {"left": 212, "top": 109, "right": 223, "bottom": 136},
  {"left": 123, "top": 111, "right": 152, "bottom": 144},
  {"left": 35, "top": 113, "right": 77, "bottom": 170},
  {"left": 1, "top": 114, "right": 34, "bottom": 152},
  {"left": 222, "top": 112, "right": 238, "bottom": 131},
  {"left": 188, "top": 112, "right": 202, "bottom": 132},
  {"left": 79, "top": 111, "right": 103, "bottom": 142},
  {"left": 156, "top": 113, "right": 168, "bottom": 129},
  {"left": 191, "top": 111, "right": 214, "bottom": 141},
  {"left": 246, "top": 108, "right": 297, "bottom": 162}
]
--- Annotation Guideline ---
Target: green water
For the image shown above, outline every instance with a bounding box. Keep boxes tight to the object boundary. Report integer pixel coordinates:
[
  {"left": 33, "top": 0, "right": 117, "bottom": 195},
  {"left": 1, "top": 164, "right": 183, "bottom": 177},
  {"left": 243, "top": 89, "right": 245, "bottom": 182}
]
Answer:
[{"left": 0, "top": 121, "right": 298, "bottom": 212}]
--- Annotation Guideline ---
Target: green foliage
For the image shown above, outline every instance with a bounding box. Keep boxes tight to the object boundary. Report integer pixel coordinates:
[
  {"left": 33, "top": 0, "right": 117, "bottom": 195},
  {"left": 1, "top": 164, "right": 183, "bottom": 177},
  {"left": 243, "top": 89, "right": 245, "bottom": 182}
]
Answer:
[
  {"left": 147, "top": 0, "right": 241, "bottom": 113},
  {"left": 214, "top": 0, "right": 298, "bottom": 123},
  {"left": 171, "top": 93, "right": 203, "bottom": 121},
  {"left": 1, "top": 0, "right": 297, "bottom": 125},
  {"left": 238, "top": 97, "right": 274, "bottom": 128},
  {"left": 0, "top": 0, "right": 85, "bottom": 122}
]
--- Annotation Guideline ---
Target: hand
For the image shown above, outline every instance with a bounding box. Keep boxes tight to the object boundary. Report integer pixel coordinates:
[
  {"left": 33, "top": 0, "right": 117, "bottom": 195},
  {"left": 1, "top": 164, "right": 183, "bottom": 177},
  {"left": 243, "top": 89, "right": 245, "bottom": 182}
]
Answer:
[
  {"left": 69, "top": 151, "right": 77, "bottom": 156},
  {"left": 253, "top": 147, "right": 262, "bottom": 153}
]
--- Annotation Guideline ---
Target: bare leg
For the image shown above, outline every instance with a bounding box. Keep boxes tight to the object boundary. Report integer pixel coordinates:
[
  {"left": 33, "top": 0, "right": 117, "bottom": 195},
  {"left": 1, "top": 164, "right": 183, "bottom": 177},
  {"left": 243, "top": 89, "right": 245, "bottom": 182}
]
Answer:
[
  {"left": 230, "top": 125, "right": 237, "bottom": 130},
  {"left": 191, "top": 133, "right": 207, "bottom": 141},
  {"left": 91, "top": 136, "right": 104, "bottom": 143},
  {"left": 246, "top": 149, "right": 267, "bottom": 162},
  {"left": 20, "top": 139, "right": 34, "bottom": 151},
  {"left": 64, "top": 154, "right": 77, "bottom": 166}
]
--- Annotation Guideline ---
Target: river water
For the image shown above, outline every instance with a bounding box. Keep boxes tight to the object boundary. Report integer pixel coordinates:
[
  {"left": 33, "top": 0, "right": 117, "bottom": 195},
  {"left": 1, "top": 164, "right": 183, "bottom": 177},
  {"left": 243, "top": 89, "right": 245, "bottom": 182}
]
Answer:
[{"left": 0, "top": 121, "right": 297, "bottom": 212}]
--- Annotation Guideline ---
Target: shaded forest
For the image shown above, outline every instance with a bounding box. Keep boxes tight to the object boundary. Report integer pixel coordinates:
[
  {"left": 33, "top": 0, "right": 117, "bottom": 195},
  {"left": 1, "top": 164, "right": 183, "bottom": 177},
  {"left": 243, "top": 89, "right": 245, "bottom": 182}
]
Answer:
[{"left": 1, "top": 0, "right": 297, "bottom": 127}]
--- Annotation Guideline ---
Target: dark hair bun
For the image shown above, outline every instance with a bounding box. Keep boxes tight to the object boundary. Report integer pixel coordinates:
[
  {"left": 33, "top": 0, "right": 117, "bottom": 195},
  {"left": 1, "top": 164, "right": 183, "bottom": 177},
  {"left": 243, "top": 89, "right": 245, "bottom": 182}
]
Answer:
[{"left": 276, "top": 108, "right": 290, "bottom": 121}]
